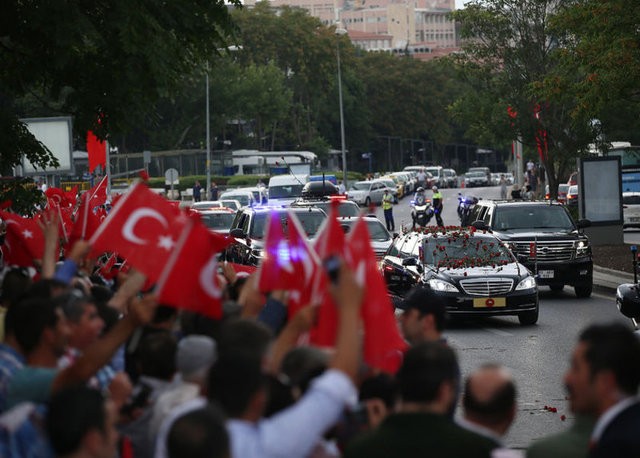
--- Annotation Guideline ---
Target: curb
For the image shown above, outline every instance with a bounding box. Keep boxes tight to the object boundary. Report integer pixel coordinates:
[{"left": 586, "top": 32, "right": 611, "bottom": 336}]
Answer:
[{"left": 593, "top": 265, "right": 635, "bottom": 293}]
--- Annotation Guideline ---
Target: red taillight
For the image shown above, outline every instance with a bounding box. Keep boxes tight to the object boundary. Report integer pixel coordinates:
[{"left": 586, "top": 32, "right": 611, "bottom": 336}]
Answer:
[
  {"left": 329, "top": 194, "right": 347, "bottom": 201},
  {"left": 383, "top": 264, "right": 394, "bottom": 272}
]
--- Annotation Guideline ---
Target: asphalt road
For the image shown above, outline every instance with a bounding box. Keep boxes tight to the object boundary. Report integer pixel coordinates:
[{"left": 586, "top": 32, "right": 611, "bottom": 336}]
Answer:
[{"left": 369, "top": 185, "right": 633, "bottom": 450}]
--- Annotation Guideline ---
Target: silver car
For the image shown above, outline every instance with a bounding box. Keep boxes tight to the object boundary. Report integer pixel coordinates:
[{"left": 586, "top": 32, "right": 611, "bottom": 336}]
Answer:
[
  {"left": 347, "top": 180, "right": 395, "bottom": 206},
  {"left": 337, "top": 216, "right": 393, "bottom": 257}
]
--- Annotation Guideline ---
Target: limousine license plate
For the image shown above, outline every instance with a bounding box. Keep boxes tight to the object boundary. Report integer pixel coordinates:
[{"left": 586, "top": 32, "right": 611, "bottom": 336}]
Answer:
[
  {"left": 473, "top": 298, "right": 506, "bottom": 308},
  {"left": 538, "top": 270, "right": 554, "bottom": 279}
]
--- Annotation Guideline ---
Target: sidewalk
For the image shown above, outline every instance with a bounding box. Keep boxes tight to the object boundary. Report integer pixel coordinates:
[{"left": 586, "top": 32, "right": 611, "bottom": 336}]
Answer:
[{"left": 593, "top": 265, "right": 635, "bottom": 292}]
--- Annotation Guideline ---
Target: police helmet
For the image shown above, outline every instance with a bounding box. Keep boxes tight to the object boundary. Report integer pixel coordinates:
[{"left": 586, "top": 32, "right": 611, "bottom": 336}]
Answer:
[{"left": 416, "top": 187, "right": 424, "bottom": 193}]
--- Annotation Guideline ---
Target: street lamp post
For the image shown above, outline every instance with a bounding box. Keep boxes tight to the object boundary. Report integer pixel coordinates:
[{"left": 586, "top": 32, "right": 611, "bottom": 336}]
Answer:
[
  {"left": 336, "top": 27, "right": 348, "bottom": 187},
  {"left": 205, "top": 65, "right": 211, "bottom": 200},
  {"left": 205, "top": 46, "right": 241, "bottom": 200}
]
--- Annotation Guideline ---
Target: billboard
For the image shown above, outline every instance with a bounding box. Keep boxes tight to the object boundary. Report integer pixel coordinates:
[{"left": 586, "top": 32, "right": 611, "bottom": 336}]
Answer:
[
  {"left": 20, "top": 116, "right": 73, "bottom": 175},
  {"left": 579, "top": 156, "right": 622, "bottom": 225}
]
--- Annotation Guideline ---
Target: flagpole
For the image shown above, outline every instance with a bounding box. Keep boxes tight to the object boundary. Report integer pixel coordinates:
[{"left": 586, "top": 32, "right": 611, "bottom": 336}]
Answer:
[{"left": 105, "top": 140, "right": 111, "bottom": 199}]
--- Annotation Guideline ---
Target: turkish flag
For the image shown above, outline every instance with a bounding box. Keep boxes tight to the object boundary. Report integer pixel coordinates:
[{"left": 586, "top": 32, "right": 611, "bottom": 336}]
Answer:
[
  {"left": 87, "top": 131, "right": 106, "bottom": 173},
  {"left": 70, "top": 192, "right": 104, "bottom": 246},
  {"left": 287, "top": 210, "right": 324, "bottom": 317},
  {"left": 309, "top": 204, "right": 346, "bottom": 347},
  {"left": 98, "top": 253, "right": 118, "bottom": 280},
  {"left": 346, "top": 216, "right": 407, "bottom": 373},
  {"left": 87, "top": 176, "right": 109, "bottom": 208},
  {"left": 88, "top": 182, "right": 185, "bottom": 283},
  {"left": 155, "top": 216, "right": 233, "bottom": 318},
  {"left": 0, "top": 211, "right": 45, "bottom": 266},
  {"left": 257, "top": 212, "right": 296, "bottom": 293}
]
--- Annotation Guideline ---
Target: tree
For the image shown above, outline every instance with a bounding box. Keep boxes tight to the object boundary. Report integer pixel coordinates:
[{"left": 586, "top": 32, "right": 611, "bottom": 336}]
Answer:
[
  {"left": 450, "top": 0, "right": 599, "bottom": 197},
  {"left": 549, "top": 0, "right": 640, "bottom": 145},
  {"left": 0, "top": 0, "right": 240, "bottom": 205}
]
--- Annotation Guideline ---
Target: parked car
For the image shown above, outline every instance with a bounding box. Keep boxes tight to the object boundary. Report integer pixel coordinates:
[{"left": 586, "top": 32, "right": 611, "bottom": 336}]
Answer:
[
  {"left": 504, "top": 173, "right": 515, "bottom": 185},
  {"left": 464, "top": 171, "right": 490, "bottom": 187},
  {"left": 224, "top": 206, "right": 327, "bottom": 267},
  {"left": 236, "top": 186, "right": 268, "bottom": 205},
  {"left": 336, "top": 216, "right": 393, "bottom": 258},
  {"left": 623, "top": 192, "right": 640, "bottom": 228},
  {"left": 544, "top": 184, "right": 570, "bottom": 204},
  {"left": 190, "top": 200, "right": 225, "bottom": 212},
  {"left": 347, "top": 180, "right": 395, "bottom": 207},
  {"left": 425, "top": 166, "right": 445, "bottom": 188},
  {"left": 566, "top": 185, "right": 579, "bottom": 206},
  {"left": 442, "top": 168, "right": 458, "bottom": 188},
  {"left": 198, "top": 208, "right": 236, "bottom": 234},
  {"left": 219, "top": 190, "right": 257, "bottom": 208},
  {"left": 469, "top": 200, "right": 592, "bottom": 297},
  {"left": 219, "top": 199, "right": 242, "bottom": 211},
  {"left": 382, "top": 175, "right": 405, "bottom": 199},
  {"left": 380, "top": 228, "right": 539, "bottom": 325}
]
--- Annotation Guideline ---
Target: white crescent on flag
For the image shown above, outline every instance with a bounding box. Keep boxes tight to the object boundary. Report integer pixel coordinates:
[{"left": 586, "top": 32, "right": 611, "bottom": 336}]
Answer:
[
  {"left": 121, "top": 208, "right": 169, "bottom": 245},
  {"left": 199, "top": 254, "right": 222, "bottom": 299}
]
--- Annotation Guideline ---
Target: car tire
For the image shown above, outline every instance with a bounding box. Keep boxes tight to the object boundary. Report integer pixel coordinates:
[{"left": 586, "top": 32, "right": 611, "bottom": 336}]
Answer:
[
  {"left": 549, "top": 284, "right": 564, "bottom": 292},
  {"left": 364, "top": 197, "right": 371, "bottom": 207},
  {"left": 575, "top": 284, "right": 593, "bottom": 298},
  {"left": 518, "top": 308, "right": 539, "bottom": 326}
]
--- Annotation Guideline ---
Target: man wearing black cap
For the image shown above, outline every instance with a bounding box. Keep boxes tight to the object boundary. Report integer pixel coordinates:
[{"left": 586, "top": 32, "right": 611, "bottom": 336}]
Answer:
[{"left": 397, "top": 286, "right": 447, "bottom": 346}]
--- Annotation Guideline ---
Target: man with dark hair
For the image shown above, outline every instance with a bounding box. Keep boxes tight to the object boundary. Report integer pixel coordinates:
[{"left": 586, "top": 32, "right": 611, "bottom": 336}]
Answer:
[
  {"left": 168, "top": 405, "right": 229, "bottom": 458},
  {"left": 5, "top": 293, "right": 156, "bottom": 410},
  {"left": 562, "top": 322, "right": 640, "bottom": 457},
  {"left": 396, "top": 286, "right": 447, "bottom": 345},
  {"left": 344, "top": 342, "right": 496, "bottom": 457},
  {"left": 458, "top": 363, "right": 518, "bottom": 454},
  {"left": 46, "top": 385, "right": 119, "bottom": 457}
]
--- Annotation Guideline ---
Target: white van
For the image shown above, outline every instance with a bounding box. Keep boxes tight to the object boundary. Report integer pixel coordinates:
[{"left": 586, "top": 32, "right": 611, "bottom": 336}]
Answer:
[{"left": 267, "top": 174, "right": 309, "bottom": 206}]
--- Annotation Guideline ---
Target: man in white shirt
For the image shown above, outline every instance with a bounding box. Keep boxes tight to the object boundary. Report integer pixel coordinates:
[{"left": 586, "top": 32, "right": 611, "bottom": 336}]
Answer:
[
  {"left": 563, "top": 322, "right": 640, "bottom": 457},
  {"left": 209, "top": 260, "right": 362, "bottom": 458}
]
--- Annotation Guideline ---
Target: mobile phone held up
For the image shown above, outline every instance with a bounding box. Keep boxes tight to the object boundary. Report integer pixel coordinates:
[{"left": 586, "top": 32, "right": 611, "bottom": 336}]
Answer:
[{"left": 324, "top": 255, "right": 341, "bottom": 285}]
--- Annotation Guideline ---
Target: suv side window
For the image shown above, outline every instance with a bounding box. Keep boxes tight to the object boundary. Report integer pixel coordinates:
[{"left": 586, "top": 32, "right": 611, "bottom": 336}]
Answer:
[
  {"left": 387, "top": 235, "right": 404, "bottom": 257},
  {"left": 470, "top": 204, "right": 486, "bottom": 223},
  {"left": 482, "top": 206, "right": 493, "bottom": 224},
  {"left": 400, "top": 235, "right": 418, "bottom": 259}
]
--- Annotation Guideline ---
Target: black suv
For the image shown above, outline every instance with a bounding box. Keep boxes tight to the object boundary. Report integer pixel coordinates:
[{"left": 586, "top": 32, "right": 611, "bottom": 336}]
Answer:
[
  {"left": 290, "top": 196, "right": 360, "bottom": 218},
  {"left": 223, "top": 206, "right": 327, "bottom": 267},
  {"left": 469, "top": 200, "right": 593, "bottom": 297}
]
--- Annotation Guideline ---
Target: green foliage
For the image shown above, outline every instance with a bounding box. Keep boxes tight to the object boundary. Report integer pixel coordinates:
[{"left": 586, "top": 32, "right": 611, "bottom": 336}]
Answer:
[
  {"left": 449, "top": 0, "right": 601, "bottom": 198},
  {"left": 0, "top": 178, "right": 46, "bottom": 216},
  {"left": 1, "top": 0, "right": 241, "bottom": 207},
  {"left": 226, "top": 175, "right": 269, "bottom": 186}
]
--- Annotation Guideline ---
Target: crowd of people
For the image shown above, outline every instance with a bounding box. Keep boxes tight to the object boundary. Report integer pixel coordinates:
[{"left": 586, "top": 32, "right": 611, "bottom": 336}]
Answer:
[{"left": 0, "top": 190, "right": 639, "bottom": 458}]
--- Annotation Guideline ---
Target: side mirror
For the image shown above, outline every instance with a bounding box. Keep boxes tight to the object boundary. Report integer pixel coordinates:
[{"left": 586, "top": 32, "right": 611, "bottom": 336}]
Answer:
[
  {"left": 229, "top": 228, "right": 246, "bottom": 239},
  {"left": 402, "top": 256, "right": 419, "bottom": 267},
  {"left": 576, "top": 219, "right": 591, "bottom": 229},
  {"left": 471, "top": 220, "right": 489, "bottom": 230}
]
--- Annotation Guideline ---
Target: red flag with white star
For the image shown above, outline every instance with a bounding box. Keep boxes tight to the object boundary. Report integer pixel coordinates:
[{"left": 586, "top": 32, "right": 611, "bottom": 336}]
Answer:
[
  {"left": 346, "top": 216, "right": 407, "bottom": 373},
  {"left": 88, "top": 182, "right": 186, "bottom": 283},
  {"left": 155, "top": 215, "right": 233, "bottom": 318},
  {"left": 86, "top": 176, "right": 109, "bottom": 208},
  {"left": 0, "top": 211, "right": 45, "bottom": 267}
]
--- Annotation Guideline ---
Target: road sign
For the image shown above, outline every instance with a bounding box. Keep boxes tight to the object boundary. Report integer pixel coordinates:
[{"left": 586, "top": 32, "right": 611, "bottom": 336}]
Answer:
[{"left": 165, "top": 168, "right": 179, "bottom": 185}]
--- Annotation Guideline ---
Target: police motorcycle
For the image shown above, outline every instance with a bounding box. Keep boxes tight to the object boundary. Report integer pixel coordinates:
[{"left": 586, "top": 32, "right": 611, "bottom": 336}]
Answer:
[
  {"left": 411, "top": 187, "right": 434, "bottom": 229},
  {"left": 616, "top": 245, "right": 640, "bottom": 329},
  {"left": 457, "top": 193, "right": 479, "bottom": 227}
]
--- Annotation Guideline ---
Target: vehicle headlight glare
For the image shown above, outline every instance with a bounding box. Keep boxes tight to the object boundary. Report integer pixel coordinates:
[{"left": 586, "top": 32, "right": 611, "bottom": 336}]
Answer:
[
  {"left": 576, "top": 240, "right": 589, "bottom": 257},
  {"left": 516, "top": 276, "right": 537, "bottom": 290},
  {"left": 427, "top": 279, "right": 459, "bottom": 293}
]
